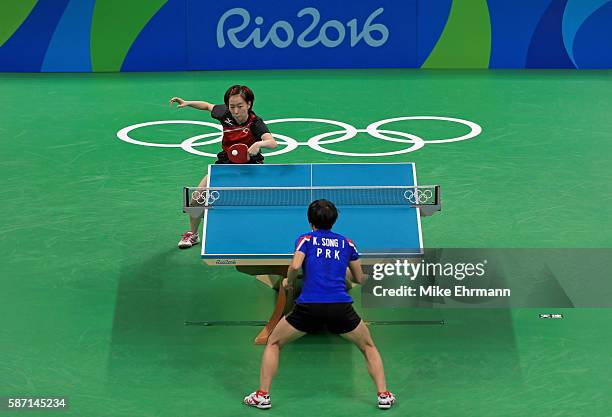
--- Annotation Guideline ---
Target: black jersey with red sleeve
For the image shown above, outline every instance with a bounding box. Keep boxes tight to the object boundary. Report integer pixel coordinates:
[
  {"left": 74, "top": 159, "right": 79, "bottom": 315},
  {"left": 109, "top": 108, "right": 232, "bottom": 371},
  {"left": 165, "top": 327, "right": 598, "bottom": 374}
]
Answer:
[{"left": 211, "top": 105, "right": 270, "bottom": 152}]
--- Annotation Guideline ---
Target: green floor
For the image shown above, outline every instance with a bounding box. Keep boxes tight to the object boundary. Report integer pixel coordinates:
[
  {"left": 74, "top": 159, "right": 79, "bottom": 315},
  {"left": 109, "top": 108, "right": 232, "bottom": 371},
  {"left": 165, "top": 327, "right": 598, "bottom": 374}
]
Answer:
[{"left": 1, "top": 69, "right": 611, "bottom": 416}]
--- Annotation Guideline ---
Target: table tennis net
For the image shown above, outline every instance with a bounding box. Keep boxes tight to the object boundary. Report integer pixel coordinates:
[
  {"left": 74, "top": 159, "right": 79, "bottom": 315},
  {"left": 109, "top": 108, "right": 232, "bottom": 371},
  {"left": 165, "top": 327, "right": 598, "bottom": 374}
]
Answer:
[{"left": 183, "top": 185, "right": 440, "bottom": 208}]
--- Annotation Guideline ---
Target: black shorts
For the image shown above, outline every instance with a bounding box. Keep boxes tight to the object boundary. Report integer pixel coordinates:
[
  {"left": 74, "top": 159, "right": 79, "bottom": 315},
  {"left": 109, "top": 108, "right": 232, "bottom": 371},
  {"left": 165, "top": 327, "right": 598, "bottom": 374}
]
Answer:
[
  {"left": 215, "top": 151, "right": 264, "bottom": 164},
  {"left": 286, "top": 302, "right": 361, "bottom": 334}
]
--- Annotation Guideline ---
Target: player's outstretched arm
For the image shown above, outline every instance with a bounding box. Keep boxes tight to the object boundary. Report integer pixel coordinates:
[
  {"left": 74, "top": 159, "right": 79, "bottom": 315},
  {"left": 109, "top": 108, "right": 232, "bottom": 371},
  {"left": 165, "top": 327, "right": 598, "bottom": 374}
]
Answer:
[
  {"left": 348, "top": 260, "right": 365, "bottom": 284},
  {"left": 169, "top": 97, "right": 214, "bottom": 111},
  {"left": 248, "top": 132, "right": 278, "bottom": 155}
]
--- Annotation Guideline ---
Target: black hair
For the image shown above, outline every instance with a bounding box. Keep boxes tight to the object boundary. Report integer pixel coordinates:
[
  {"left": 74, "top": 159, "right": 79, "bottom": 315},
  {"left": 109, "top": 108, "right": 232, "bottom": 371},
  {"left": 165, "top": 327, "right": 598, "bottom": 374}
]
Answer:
[
  {"left": 223, "top": 85, "right": 254, "bottom": 110},
  {"left": 307, "top": 199, "right": 338, "bottom": 230}
]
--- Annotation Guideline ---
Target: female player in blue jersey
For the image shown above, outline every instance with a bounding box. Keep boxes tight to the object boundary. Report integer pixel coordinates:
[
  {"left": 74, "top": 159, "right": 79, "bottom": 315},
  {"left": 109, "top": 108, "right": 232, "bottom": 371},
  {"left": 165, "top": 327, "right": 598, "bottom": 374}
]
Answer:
[{"left": 244, "top": 199, "right": 395, "bottom": 410}]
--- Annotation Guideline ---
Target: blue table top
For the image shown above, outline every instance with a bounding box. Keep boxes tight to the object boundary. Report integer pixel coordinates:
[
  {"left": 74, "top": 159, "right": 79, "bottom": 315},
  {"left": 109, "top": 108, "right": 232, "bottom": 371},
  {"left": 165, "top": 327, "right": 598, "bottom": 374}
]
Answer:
[{"left": 201, "top": 163, "right": 423, "bottom": 265}]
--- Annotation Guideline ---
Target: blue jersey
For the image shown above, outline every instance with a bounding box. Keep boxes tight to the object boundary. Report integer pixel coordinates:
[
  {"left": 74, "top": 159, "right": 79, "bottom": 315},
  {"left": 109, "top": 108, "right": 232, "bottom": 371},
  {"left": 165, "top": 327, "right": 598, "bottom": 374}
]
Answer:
[{"left": 294, "top": 229, "right": 359, "bottom": 303}]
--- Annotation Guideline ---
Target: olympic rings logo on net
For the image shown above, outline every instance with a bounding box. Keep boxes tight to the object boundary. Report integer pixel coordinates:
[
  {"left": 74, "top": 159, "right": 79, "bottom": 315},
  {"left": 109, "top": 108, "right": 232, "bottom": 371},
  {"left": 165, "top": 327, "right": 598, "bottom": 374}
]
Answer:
[
  {"left": 116, "top": 116, "right": 482, "bottom": 158},
  {"left": 191, "top": 190, "right": 220, "bottom": 205},
  {"left": 403, "top": 189, "right": 433, "bottom": 204}
]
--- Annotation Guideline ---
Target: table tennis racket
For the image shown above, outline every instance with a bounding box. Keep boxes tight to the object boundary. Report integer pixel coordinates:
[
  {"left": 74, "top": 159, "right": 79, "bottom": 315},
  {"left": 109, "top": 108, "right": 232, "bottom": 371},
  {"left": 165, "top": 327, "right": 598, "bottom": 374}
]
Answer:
[{"left": 227, "top": 143, "right": 249, "bottom": 164}]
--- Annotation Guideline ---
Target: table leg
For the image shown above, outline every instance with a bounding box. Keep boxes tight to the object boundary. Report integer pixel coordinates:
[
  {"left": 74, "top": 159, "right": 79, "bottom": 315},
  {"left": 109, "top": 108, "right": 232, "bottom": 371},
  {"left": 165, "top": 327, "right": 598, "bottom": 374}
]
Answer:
[
  {"left": 254, "top": 278, "right": 301, "bottom": 344},
  {"left": 254, "top": 284, "right": 287, "bottom": 345}
]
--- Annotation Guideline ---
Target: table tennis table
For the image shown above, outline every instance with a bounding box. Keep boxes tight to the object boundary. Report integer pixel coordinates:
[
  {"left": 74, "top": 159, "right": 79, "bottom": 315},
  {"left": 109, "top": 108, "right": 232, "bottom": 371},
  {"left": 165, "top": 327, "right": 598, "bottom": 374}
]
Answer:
[
  {"left": 199, "top": 163, "right": 431, "bottom": 265},
  {"left": 185, "top": 163, "right": 439, "bottom": 343}
]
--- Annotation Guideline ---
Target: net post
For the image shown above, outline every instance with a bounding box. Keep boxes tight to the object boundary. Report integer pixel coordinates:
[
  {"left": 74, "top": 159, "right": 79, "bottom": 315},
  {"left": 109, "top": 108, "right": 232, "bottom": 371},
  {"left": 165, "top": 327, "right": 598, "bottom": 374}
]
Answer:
[
  {"left": 412, "top": 185, "right": 441, "bottom": 216},
  {"left": 182, "top": 186, "right": 189, "bottom": 212},
  {"left": 183, "top": 186, "right": 211, "bottom": 218}
]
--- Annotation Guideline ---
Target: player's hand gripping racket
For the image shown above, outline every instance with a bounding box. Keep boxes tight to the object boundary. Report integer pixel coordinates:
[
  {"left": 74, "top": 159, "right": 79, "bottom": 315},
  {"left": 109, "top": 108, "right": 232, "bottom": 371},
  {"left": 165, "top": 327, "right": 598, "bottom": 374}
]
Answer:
[{"left": 227, "top": 143, "right": 249, "bottom": 164}]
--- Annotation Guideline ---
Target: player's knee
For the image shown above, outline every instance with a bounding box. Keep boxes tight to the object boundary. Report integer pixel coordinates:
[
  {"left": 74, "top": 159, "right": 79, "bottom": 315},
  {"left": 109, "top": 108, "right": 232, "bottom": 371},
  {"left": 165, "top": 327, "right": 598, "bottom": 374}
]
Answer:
[
  {"left": 354, "top": 343, "right": 367, "bottom": 354},
  {"left": 364, "top": 341, "right": 378, "bottom": 355},
  {"left": 266, "top": 336, "right": 282, "bottom": 348},
  {"left": 356, "top": 336, "right": 375, "bottom": 353},
  {"left": 350, "top": 337, "right": 368, "bottom": 353}
]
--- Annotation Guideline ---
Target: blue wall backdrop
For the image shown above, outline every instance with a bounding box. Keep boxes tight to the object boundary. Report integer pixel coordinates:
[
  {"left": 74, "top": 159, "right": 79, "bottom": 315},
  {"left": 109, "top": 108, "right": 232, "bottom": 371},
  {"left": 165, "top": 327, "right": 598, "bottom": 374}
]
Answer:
[{"left": 0, "top": 0, "right": 610, "bottom": 71}]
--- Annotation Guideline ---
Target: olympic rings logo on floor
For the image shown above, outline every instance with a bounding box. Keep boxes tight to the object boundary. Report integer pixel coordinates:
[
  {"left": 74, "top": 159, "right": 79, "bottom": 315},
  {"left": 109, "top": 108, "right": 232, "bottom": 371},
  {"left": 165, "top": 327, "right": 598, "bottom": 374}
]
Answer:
[{"left": 116, "top": 116, "right": 482, "bottom": 158}]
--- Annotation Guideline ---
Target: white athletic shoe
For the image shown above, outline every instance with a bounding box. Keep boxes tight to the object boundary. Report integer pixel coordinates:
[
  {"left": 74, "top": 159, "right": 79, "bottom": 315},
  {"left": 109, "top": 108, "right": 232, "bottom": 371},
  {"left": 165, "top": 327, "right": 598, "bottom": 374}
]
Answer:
[
  {"left": 244, "top": 390, "right": 271, "bottom": 409},
  {"left": 178, "top": 232, "right": 199, "bottom": 249},
  {"left": 378, "top": 391, "right": 396, "bottom": 409}
]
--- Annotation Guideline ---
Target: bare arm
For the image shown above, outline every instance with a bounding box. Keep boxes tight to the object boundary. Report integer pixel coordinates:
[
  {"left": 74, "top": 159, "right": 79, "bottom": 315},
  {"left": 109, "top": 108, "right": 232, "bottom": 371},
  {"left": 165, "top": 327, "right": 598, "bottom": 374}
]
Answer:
[
  {"left": 248, "top": 132, "right": 278, "bottom": 155},
  {"left": 258, "top": 132, "right": 277, "bottom": 149},
  {"left": 169, "top": 97, "right": 214, "bottom": 111},
  {"left": 348, "top": 259, "right": 365, "bottom": 284},
  {"left": 285, "top": 250, "right": 305, "bottom": 287}
]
